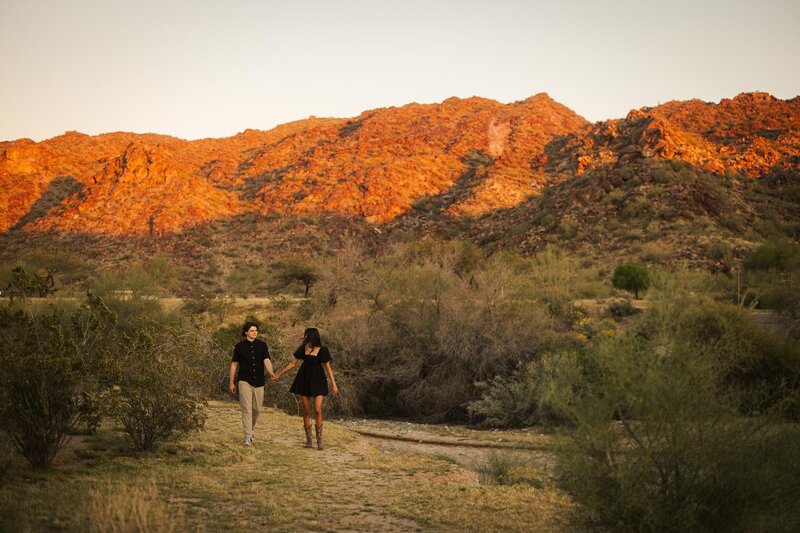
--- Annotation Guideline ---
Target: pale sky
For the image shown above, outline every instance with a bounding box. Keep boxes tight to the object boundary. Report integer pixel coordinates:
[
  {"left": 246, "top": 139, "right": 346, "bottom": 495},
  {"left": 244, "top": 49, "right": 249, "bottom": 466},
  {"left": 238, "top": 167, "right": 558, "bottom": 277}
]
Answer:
[{"left": 1, "top": 0, "right": 798, "bottom": 142}]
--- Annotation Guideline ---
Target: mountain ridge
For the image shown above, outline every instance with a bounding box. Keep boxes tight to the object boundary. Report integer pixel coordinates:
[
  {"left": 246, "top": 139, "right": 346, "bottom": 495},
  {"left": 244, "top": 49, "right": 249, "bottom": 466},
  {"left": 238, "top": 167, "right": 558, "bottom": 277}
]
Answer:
[{"left": 1, "top": 91, "right": 798, "bottom": 236}]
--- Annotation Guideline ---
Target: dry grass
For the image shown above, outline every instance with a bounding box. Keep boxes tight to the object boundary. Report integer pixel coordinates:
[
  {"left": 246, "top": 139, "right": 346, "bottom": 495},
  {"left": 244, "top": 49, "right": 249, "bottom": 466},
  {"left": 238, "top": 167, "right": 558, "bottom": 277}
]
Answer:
[
  {"left": 87, "top": 481, "right": 188, "bottom": 533},
  {"left": 0, "top": 401, "right": 573, "bottom": 532}
]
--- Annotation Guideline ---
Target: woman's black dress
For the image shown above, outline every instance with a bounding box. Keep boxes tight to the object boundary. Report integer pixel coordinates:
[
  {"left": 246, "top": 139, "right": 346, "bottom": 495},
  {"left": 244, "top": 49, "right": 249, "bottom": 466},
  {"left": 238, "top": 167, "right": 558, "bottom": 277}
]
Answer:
[{"left": 289, "top": 346, "right": 331, "bottom": 397}]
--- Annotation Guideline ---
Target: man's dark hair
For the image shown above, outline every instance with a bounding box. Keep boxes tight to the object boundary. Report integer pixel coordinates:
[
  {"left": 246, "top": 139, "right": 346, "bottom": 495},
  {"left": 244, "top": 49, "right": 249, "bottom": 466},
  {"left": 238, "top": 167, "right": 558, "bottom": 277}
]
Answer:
[{"left": 242, "top": 321, "right": 259, "bottom": 336}]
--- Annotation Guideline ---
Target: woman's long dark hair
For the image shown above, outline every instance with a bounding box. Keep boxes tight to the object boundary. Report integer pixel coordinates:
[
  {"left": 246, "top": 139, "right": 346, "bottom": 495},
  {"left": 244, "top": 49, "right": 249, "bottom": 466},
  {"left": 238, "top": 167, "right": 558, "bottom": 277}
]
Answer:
[{"left": 301, "top": 327, "right": 321, "bottom": 349}]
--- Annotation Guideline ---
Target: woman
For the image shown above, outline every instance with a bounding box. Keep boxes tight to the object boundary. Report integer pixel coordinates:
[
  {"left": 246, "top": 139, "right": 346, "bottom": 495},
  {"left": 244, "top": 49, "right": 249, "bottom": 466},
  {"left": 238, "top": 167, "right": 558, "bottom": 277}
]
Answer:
[{"left": 273, "top": 328, "right": 339, "bottom": 449}]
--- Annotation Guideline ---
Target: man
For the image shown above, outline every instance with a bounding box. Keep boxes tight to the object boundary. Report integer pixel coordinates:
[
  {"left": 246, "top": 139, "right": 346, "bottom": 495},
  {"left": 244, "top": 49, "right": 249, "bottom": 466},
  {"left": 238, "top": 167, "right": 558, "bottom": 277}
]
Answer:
[{"left": 230, "top": 321, "right": 275, "bottom": 445}]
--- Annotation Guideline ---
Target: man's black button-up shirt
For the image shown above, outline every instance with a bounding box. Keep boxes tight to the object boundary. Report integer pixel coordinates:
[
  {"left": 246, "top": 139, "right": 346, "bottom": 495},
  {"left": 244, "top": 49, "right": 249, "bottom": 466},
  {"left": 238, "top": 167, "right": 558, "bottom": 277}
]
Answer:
[{"left": 232, "top": 338, "right": 271, "bottom": 387}]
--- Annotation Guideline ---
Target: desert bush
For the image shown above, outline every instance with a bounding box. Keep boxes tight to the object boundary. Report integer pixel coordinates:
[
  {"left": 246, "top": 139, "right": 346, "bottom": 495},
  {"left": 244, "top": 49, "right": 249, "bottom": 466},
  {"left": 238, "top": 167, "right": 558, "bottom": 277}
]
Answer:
[
  {"left": 180, "top": 292, "right": 230, "bottom": 321},
  {"left": 744, "top": 239, "right": 800, "bottom": 272},
  {"left": 548, "top": 330, "right": 800, "bottom": 531},
  {"left": 90, "top": 268, "right": 177, "bottom": 331},
  {"left": 108, "top": 328, "right": 207, "bottom": 452},
  {"left": 545, "top": 275, "right": 800, "bottom": 529},
  {"left": 68, "top": 294, "right": 121, "bottom": 434},
  {"left": 621, "top": 198, "right": 650, "bottom": 220},
  {"left": 0, "top": 306, "right": 86, "bottom": 467},
  {"left": 140, "top": 256, "right": 182, "bottom": 293},
  {"left": 557, "top": 218, "right": 579, "bottom": 239},
  {"left": 478, "top": 451, "right": 543, "bottom": 487},
  {"left": 705, "top": 240, "right": 733, "bottom": 264},
  {"left": 526, "top": 247, "right": 579, "bottom": 314},
  {"left": 314, "top": 241, "right": 555, "bottom": 419},
  {"left": 671, "top": 300, "right": 800, "bottom": 415},
  {"left": 224, "top": 264, "right": 266, "bottom": 297},
  {"left": 2, "top": 266, "right": 56, "bottom": 300},
  {"left": 2, "top": 251, "right": 89, "bottom": 289},
  {"left": 604, "top": 299, "right": 640, "bottom": 321},
  {"left": 602, "top": 189, "right": 625, "bottom": 206},
  {"left": 638, "top": 243, "right": 671, "bottom": 263},
  {"left": 758, "top": 285, "right": 800, "bottom": 317},
  {"left": 720, "top": 213, "right": 747, "bottom": 232},
  {"left": 92, "top": 263, "right": 166, "bottom": 298},
  {"left": 468, "top": 357, "right": 566, "bottom": 427}
]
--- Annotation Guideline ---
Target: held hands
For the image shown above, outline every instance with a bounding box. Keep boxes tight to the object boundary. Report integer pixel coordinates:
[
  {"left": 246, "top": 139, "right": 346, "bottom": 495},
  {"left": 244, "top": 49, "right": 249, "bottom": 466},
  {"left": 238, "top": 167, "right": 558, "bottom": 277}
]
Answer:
[{"left": 271, "top": 373, "right": 280, "bottom": 382}]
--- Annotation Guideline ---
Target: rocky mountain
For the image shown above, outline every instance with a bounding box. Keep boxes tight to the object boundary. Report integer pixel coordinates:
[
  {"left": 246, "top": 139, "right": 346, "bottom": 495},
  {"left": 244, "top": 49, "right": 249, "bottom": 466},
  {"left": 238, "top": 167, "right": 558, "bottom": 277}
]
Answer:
[
  {"left": 1, "top": 91, "right": 798, "bottom": 278},
  {"left": 0, "top": 94, "right": 587, "bottom": 235},
  {"left": 551, "top": 92, "right": 800, "bottom": 178},
  {"left": 384, "top": 92, "right": 800, "bottom": 268}
]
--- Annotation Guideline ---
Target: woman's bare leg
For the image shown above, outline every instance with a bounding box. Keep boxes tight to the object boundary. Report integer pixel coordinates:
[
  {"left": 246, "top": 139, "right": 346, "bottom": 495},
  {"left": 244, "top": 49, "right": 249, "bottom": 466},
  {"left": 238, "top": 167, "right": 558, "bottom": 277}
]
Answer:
[
  {"left": 301, "top": 396, "right": 312, "bottom": 428},
  {"left": 313, "top": 395, "right": 324, "bottom": 427}
]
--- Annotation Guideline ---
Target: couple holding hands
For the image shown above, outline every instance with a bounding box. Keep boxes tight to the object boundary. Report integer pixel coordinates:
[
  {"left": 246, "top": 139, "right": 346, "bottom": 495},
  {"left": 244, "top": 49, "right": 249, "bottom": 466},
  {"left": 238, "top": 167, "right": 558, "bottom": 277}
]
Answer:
[{"left": 229, "top": 323, "right": 339, "bottom": 450}]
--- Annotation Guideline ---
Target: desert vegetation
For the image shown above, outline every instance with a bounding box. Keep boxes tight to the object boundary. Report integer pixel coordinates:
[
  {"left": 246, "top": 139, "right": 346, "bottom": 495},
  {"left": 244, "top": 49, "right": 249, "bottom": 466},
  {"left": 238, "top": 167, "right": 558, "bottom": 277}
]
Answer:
[{"left": 1, "top": 236, "right": 798, "bottom": 530}]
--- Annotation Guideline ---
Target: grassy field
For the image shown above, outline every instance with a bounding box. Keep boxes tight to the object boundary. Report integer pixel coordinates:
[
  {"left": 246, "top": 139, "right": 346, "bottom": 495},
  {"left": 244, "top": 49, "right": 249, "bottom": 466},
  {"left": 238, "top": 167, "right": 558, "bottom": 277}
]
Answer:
[{"left": 0, "top": 402, "right": 573, "bottom": 532}]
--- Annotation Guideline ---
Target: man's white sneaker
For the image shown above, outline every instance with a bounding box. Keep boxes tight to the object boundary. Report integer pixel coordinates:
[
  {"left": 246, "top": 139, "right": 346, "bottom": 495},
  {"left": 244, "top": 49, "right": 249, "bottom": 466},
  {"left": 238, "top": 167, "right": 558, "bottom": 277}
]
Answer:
[{"left": 244, "top": 436, "right": 253, "bottom": 445}]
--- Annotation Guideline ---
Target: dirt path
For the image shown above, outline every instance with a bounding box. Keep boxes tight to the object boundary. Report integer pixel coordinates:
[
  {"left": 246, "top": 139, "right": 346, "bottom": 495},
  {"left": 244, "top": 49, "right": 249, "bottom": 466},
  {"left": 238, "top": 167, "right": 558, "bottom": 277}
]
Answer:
[
  {"left": 0, "top": 403, "right": 571, "bottom": 532},
  {"left": 332, "top": 417, "right": 559, "bottom": 475}
]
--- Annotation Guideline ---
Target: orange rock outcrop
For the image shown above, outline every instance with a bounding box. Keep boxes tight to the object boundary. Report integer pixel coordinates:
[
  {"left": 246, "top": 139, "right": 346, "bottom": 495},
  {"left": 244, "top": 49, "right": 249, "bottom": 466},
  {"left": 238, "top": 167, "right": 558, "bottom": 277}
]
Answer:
[{"left": 555, "top": 92, "right": 800, "bottom": 178}]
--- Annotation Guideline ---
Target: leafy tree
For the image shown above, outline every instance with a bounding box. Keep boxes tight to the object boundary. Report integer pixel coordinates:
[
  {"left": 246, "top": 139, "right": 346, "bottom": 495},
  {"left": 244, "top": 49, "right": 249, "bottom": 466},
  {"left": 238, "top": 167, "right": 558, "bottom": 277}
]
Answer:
[
  {"left": 612, "top": 262, "right": 650, "bottom": 299},
  {"left": 273, "top": 257, "right": 320, "bottom": 297}
]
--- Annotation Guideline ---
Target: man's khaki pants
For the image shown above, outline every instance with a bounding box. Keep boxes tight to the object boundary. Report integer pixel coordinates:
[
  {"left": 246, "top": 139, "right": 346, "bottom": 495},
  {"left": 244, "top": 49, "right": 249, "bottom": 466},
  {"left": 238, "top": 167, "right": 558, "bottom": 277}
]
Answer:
[{"left": 238, "top": 381, "right": 264, "bottom": 439}]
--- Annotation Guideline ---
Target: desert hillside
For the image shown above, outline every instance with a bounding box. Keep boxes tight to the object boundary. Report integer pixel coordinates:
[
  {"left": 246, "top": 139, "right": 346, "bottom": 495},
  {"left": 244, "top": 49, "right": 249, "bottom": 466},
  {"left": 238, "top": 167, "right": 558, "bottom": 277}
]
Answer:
[{"left": 3, "top": 92, "right": 796, "bottom": 237}]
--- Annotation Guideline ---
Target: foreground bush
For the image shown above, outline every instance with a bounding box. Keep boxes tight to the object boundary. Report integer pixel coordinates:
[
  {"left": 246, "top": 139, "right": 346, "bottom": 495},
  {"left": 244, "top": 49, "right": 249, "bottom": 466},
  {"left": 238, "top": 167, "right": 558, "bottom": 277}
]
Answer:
[
  {"left": 109, "top": 328, "right": 207, "bottom": 452},
  {"left": 0, "top": 307, "right": 85, "bottom": 467},
  {"left": 546, "top": 286, "right": 800, "bottom": 531}
]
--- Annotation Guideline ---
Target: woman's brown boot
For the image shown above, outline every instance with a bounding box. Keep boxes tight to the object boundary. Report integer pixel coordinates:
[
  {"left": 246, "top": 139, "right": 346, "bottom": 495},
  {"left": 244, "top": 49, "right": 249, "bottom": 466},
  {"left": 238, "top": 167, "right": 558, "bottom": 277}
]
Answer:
[
  {"left": 304, "top": 424, "right": 313, "bottom": 448},
  {"left": 315, "top": 424, "right": 324, "bottom": 450}
]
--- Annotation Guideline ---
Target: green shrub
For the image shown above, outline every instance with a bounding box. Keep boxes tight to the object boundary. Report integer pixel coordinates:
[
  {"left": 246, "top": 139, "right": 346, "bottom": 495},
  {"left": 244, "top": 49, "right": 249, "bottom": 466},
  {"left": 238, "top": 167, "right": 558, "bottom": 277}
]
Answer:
[
  {"left": 639, "top": 243, "right": 671, "bottom": 263},
  {"left": 744, "top": 239, "right": 800, "bottom": 272},
  {"left": 109, "top": 328, "right": 207, "bottom": 452},
  {"left": 557, "top": 219, "right": 579, "bottom": 239},
  {"left": 604, "top": 299, "right": 640, "bottom": 321},
  {"left": 542, "top": 279, "right": 800, "bottom": 530},
  {"left": 602, "top": 189, "right": 625, "bottom": 206},
  {"left": 478, "top": 451, "right": 543, "bottom": 487},
  {"left": 621, "top": 198, "right": 650, "bottom": 220},
  {"left": 0, "top": 307, "right": 85, "bottom": 467},
  {"left": 758, "top": 286, "right": 800, "bottom": 316},
  {"left": 224, "top": 264, "right": 267, "bottom": 298},
  {"left": 720, "top": 214, "right": 747, "bottom": 232},
  {"left": 548, "top": 333, "right": 800, "bottom": 531},
  {"left": 313, "top": 241, "right": 555, "bottom": 419},
  {"left": 706, "top": 240, "right": 733, "bottom": 263},
  {"left": 2, "top": 266, "right": 56, "bottom": 300},
  {"left": 468, "top": 358, "right": 566, "bottom": 427}
]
